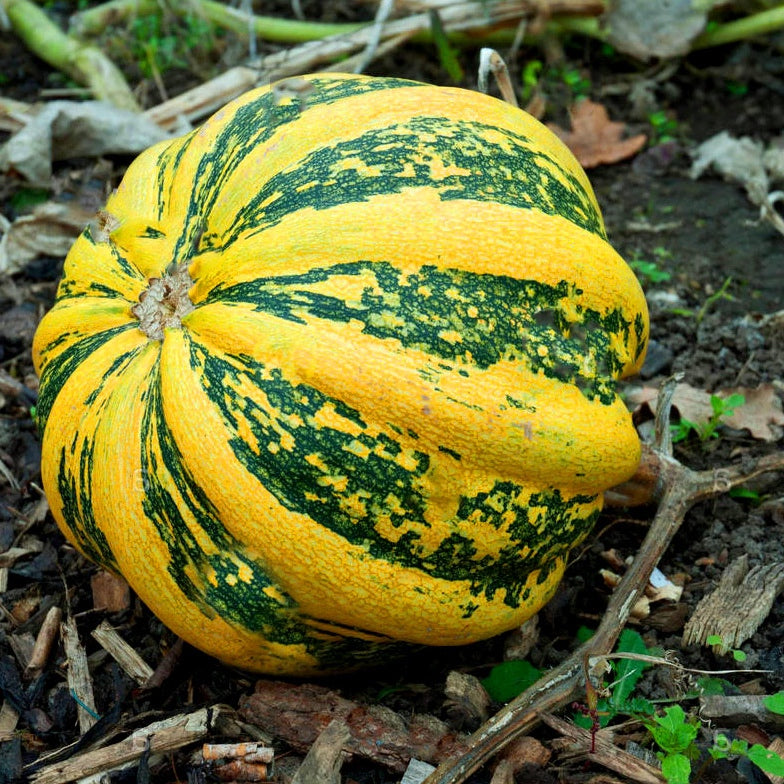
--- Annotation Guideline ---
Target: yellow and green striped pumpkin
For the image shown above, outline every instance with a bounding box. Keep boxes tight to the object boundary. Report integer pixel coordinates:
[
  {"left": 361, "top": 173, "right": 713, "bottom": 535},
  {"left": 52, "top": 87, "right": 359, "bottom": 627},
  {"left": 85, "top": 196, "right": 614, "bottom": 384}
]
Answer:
[{"left": 33, "top": 73, "right": 648, "bottom": 675}]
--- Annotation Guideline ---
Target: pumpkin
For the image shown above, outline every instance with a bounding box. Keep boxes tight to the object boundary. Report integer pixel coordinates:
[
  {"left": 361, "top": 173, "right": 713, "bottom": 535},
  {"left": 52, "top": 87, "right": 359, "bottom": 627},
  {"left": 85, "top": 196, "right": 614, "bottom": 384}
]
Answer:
[{"left": 32, "top": 73, "right": 648, "bottom": 675}]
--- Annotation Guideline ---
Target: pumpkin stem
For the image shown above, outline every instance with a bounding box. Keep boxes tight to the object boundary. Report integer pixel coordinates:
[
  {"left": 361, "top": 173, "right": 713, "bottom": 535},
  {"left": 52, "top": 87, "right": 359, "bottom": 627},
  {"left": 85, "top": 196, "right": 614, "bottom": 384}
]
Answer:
[{"left": 132, "top": 262, "right": 195, "bottom": 341}]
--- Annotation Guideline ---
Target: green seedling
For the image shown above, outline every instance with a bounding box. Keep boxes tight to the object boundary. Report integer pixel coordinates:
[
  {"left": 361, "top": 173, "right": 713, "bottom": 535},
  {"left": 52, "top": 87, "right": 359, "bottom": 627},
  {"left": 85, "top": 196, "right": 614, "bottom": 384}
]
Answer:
[
  {"left": 648, "top": 110, "right": 680, "bottom": 143},
  {"left": 671, "top": 393, "right": 745, "bottom": 444},
  {"left": 573, "top": 628, "right": 655, "bottom": 731},
  {"left": 710, "top": 733, "right": 784, "bottom": 779},
  {"left": 520, "top": 59, "right": 543, "bottom": 103},
  {"left": 706, "top": 634, "right": 746, "bottom": 662},
  {"left": 695, "top": 277, "right": 735, "bottom": 323},
  {"left": 629, "top": 256, "right": 672, "bottom": 286},
  {"left": 560, "top": 66, "right": 591, "bottom": 98},
  {"left": 481, "top": 659, "right": 542, "bottom": 703},
  {"left": 645, "top": 705, "right": 700, "bottom": 784}
]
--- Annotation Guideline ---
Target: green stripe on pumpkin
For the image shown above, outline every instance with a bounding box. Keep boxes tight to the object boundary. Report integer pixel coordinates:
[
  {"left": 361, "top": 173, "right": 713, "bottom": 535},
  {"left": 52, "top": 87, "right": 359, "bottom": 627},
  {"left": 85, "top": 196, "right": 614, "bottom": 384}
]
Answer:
[
  {"left": 137, "top": 359, "right": 414, "bottom": 665},
  {"left": 162, "top": 76, "right": 429, "bottom": 261},
  {"left": 206, "top": 261, "right": 628, "bottom": 404},
  {"left": 187, "top": 339, "right": 600, "bottom": 610},
  {"left": 220, "top": 116, "right": 604, "bottom": 245}
]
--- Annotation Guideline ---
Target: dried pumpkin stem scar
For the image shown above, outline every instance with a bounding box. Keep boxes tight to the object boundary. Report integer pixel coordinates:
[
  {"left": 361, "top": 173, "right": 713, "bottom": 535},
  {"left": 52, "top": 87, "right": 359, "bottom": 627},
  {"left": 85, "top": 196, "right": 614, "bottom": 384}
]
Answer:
[{"left": 132, "top": 263, "right": 195, "bottom": 340}]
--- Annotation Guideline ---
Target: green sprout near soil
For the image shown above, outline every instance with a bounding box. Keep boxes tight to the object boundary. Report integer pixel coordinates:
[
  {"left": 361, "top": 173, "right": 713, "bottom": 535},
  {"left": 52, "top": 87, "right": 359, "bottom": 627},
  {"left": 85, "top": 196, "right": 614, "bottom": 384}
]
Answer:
[
  {"left": 629, "top": 249, "right": 673, "bottom": 287},
  {"left": 671, "top": 393, "right": 745, "bottom": 444},
  {"left": 648, "top": 110, "right": 680, "bottom": 143},
  {"left": 647, "top": 697, "right": 784, "bottom": 784},
  {"left": 705, "top": 634, "right": 746, "bottom": 662}
]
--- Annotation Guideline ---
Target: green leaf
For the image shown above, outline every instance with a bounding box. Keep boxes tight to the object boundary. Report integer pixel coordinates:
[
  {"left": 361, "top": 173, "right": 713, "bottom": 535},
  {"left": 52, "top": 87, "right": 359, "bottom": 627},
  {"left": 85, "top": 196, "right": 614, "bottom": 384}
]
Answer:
[
  {"left": 696, "top": 676, "right": 731, "bottom": 696},
  {"left": 764, "top": 691, "right": 784, "bottom": 715},
  {"left": 610, "top": 629, "right": 651, "bottom": 709},
  {"left": 748, "top": 744, "right": 784, "bottom": 775},
  {"left": 576, "top": 626, "right": 595, "bottom": 644},
  {"left": 661, "top": 753, "right": 692, "bottom": 784},
  {"left": 648, "top": 706, "right": 698, "bottom": 754},
  {"left": 428, "top": 10, "right": 464, "bottom": 82},
  {"left": 481, "top": 660, "right": 542, "bottom": 703}
]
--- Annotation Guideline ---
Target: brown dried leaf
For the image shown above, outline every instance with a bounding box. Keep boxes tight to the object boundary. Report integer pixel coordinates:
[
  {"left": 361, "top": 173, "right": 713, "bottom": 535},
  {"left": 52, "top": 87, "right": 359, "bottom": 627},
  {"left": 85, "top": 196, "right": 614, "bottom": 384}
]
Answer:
[
  {"left": 548, "top": 99, "right": 646, "bottom": 168},
  {"left": 627, "top": 382, "right": 784, "bottom": 441},
  {"left": 91, "top": 571, "right": 131, "bottom": 613}
]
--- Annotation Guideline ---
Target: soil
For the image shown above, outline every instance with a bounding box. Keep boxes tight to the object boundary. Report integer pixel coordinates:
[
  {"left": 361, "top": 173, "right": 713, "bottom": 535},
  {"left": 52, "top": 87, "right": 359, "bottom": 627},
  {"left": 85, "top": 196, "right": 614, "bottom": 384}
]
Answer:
[{"left": 0, "top": 5, "right": 783, "bottom": 784}]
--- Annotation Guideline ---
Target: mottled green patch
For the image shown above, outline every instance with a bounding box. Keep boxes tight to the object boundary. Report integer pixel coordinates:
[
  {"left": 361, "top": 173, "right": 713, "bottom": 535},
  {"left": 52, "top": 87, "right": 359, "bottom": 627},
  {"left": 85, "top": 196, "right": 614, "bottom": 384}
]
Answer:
[
  {"left": 158, "top": 76, "right": 427, "bottom": 264},
  {"left": 191, "top": 342, "right": 599, "bottom": 609},
  {"left": 55, "top": 445, "right": 117, "bottom": 569},
  {"left": 36, "top": 324, "right": 135, "bottom": 432},
  {"left": 223, "top": 115, "right": 604, "bottom": 244},
  {"left": 208, "top": 261, "right": 630, "bottom": 404}
]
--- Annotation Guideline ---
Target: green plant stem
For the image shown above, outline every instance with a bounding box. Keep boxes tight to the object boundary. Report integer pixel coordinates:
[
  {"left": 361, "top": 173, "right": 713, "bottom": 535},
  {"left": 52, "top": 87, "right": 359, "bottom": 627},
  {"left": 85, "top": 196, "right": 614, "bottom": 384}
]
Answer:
[
  {"left": 693, "top": 6, "right": 784, "bottom": 49},
  {"left": 71, "top": 0, "right": 784, "bottom": 53},
  {"left": 3, "top": 0, "right": 139, "bottom": 111}
]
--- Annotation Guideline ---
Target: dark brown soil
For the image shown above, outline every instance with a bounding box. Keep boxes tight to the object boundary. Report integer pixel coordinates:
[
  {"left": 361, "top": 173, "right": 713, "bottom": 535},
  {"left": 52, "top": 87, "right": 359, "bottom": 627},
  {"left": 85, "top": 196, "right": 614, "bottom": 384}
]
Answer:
[{"left": 1, "top": 5, "right": 783, "bottom": 784}]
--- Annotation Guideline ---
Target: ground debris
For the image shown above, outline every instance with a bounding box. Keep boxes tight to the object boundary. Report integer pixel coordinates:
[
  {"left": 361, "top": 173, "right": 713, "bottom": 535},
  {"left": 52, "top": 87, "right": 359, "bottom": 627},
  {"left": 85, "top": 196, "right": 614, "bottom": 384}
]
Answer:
[
  {"left": 683, "top": 555, "right": 784, "bottom": 654},
  {"left": 239, "top": 679, "right": 469, "bottom": 773}
]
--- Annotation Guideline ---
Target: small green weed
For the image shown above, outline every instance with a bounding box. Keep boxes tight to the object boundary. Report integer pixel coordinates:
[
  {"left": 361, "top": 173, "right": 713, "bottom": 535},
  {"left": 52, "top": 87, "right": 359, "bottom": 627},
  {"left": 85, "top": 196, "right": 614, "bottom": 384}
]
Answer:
[
  {"left": 705, "top": 634, "right": 746, "bottom": 662},
  {"left": 520, "top": 60, "right": 543, "bottom": 103},
  {"left": 671, "top": 393, "right": 745, "bottom": 444},
  {"left": 560, "top": 65, "right": 591, "bottom": 98},
  {"left": 648, "top": 110, "right": 680, "bottom": 143},
  {"left": 481, "top": 659, "right": 542, "bottom": 703},
  {"left": 645, "top": 692, "right": 784, "bottom": 782},
  {"left": 629, "top": 249, "right": 672, "bottom": 286},
  {"left": 573, "top": 628, "right": 656, "bottom": 730},
  {"left": 645, "top": 705, "right": 700, "bottom": 784}
]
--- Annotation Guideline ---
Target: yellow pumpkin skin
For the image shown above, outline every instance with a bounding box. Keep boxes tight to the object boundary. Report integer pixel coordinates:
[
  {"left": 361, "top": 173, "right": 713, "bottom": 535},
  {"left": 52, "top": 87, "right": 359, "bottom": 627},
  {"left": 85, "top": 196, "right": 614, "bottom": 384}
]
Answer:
[{"left": 33, "top": 74, "right": 648, "bottom": 675}]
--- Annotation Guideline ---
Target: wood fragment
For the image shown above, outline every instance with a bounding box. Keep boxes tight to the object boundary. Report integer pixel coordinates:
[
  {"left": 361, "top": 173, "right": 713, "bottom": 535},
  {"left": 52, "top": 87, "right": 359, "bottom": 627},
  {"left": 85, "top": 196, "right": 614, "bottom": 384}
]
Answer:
[
  {"left": 202, "top": 742, "right": 274, "bottom": 763},
  {"left": 90, "top": 571, "right": 131, "bottom": 613},
  {"left": 9, "top": 632, "right": 35, "bottom": 669},
  {"left": 25, "top": 606, "right": 62, "bottom": 680},
  {"left": 682, "top": 555, "right": 784, "bottom": 653},
  {"left": 402, "top": 759, "right": 437, "bottom": 784},
  {"left": 240, "top": 680, "right": 469, "bottom": 773},
  {"left": 213, "top": 759, "right": 271, "bottom": 781},
  {"left": 0, "top": 701, "right": 20, "bottom": 742},
  {"left": 444, "top": 671, "right": 490, "bottom": 727},
  {"left": 699, "top": 695, "right": 784, "bottom": 729},
  {"left": 291, "top": 719, "right": 349, "bottom": 784},
  {"left": 488, "top": 759, "right": 514, "bottom": 784},
  {"left": 61, "top": 616, "right": 98, "bottom": 734},
  {"left": 91, "top": 621, "right": 154, "bottom": 685},
  {"left": 541, "top": 714, "right": 665, "bottom": 784},
  {"left": 28, "top": 706, "right": 225, "bottom": 784}
]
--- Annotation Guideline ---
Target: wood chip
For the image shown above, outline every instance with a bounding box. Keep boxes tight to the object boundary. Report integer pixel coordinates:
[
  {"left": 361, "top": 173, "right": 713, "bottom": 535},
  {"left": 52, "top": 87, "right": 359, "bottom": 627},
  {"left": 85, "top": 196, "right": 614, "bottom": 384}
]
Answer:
[
  {"left": 682, "top": 555, "right": 784, "bottom": 653},
  {"left": 291, "top": 719, "right": 349, "bottom": 784},
  {"left": 61, "top": 616, "right": 98, "bottom": 734},
  {"left": 699, "top": 695, "right": 784, "bottom": 729},
  {"left": 0, "top": 700, "right": 20, "bottom": 742},
  {"left": 90, "top": 621, "right": 154, "bottom": 686},
  {"left": 90, "top": 571, "right": 131, "bottom": 613},
  {"left": 29, "top": 706, "right": 226, "bottom": 784},
  {"left": 25, "top": 606, "right": 62, "bottom": 679}
]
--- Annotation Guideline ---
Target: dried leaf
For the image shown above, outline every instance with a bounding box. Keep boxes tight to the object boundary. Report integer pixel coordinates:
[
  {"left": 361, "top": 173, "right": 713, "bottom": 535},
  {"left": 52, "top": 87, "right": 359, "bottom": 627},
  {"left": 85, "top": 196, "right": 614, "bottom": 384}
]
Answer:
[
  {"left": 0, "top": 202, "right": 93, "bottom": 276},
  {"left": 627, "top": 382, "right": 784, "bottom": 441},
  {"left": 91, "top": 571, "right": 131, "bottom": 613},
  {"left": 0, "top": 101, "right": 168, "bottom": 185},
  {"left": 602, "top": 0, "right": 708, "bottom": 60},
  {"left": 548, "top": 99, "right": 646, "bottom": 168}
]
